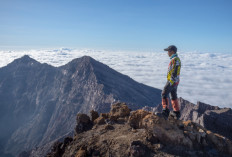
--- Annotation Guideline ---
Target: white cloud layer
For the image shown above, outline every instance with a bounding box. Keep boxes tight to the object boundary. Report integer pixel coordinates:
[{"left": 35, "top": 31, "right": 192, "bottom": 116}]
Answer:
[{"left": 0, "top": 48, "right": 232, "bottom": 108}]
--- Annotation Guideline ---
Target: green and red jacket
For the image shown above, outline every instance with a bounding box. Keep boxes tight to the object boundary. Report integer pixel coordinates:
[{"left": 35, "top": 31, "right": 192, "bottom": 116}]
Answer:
[{"left": 167, "top": 53, "right": 181, "bottom": 85}]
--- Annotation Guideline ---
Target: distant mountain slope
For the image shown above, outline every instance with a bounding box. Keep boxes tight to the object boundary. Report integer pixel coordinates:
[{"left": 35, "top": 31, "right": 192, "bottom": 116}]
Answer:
[{"left": 0, "top": 55, "right": 161, "bottom": 156}]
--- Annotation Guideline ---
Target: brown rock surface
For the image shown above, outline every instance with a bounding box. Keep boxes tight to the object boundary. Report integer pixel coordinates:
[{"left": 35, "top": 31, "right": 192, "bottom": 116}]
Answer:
[
  {"left": 47, "top": 103, "right": 232, "bottom": 157},
  {"left": 149, "top": 97, "right": 232, "bottom": 141},
  {"left": 75, "top": 114, "right": 93, "bottom": 134},
  {"left": 109, "top": 102, "right": 131, "bottom": 119}
]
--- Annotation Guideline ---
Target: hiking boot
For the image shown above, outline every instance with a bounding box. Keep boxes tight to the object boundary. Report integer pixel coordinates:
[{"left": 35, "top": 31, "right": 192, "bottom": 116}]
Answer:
[
  {"left": 169, "top": 111, "right": 181, "bottom": 119},
  {"left": 162, "top": 108, "right": 170, "bottom": 119}
]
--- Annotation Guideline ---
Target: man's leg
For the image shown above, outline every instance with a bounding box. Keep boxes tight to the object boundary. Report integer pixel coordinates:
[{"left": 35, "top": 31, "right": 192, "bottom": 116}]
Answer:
[
  {"left": 161, "top": 81, "right": 172, "bottom": 117},
  {"left": 170, "top": 85, "right": 181, "bottom": 119}
]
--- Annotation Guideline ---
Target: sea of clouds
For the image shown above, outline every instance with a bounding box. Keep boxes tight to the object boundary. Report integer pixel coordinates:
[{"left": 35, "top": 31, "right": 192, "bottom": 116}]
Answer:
[{"left": 0, "top": 48, "right": 232, "bottom": 108}]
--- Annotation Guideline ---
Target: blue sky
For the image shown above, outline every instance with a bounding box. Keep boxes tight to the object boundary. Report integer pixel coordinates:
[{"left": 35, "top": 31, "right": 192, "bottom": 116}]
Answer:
[{"left": 0, "top": 0, "right": 232, "bottom": 52}]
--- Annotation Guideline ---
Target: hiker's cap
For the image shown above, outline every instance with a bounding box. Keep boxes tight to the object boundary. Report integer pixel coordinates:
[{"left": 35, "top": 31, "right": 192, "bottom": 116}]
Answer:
[{"left": 164, "top": 45, "right": 177, "bottom": 53}]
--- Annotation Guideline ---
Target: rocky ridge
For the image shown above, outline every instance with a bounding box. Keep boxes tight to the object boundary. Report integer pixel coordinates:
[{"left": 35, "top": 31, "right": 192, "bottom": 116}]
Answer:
[
  {"left": 143, "top": 98, "right": 232, "bottom": 141},
  {"left": 45, "top": 103, "right": 232, "bottom": 157},
  {"left": 0, "top": 55, "right": 161, "bottom": 157}
]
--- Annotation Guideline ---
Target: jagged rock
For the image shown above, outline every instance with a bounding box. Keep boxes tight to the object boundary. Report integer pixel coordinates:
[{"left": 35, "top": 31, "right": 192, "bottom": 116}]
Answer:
[
  {"left": 75, "top": 114, "right": 93, "bottom": 134},
  {"left": 179, "top": 98, "right": 232, "bottom": 142},
  {"left": 92, "top": 102, "right": 131, "bottom": 125},
  {"left": 90, "top": 110, "right": 99, "bottom": 122},
  {"left": 152, "top": 98, "right": 232, "bottom": 142},
  {"left": 141, "top": 114, "right": 193, "bottom": 149},
  {"left": 109, "top": 102, "right": 131, "bottom": 120},
  {"left": 47, "top": 103, "right": 232, "bottom": 157},
  {"left": 195, "top": 101, "right": 220, "bottom": 112},
  {"left": 128, "top": 110, "right": 150, "bottom": 129}
]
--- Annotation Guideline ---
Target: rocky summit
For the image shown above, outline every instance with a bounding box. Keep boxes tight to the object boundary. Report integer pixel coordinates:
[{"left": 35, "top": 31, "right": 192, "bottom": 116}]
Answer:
[
  {"left": 45, "top": 103, "right": 232, "bottom": 157},
  {"left": 0, "top": 55, "right": 161, "bottom": 157},
  {"left": 146, "top": 97, "right": 232, "bottom": 142}
]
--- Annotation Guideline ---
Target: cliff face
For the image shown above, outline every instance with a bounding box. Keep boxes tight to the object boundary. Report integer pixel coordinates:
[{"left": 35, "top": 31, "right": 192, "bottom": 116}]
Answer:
[
  {"left": 0, "top": 55, "right": 161, "bottom": 156},
  {"left": 147, "top": 97, "right": 232, "bottom": 141},
  {"left": 45, "top": 103, "right": 232, "bottom": 157}
]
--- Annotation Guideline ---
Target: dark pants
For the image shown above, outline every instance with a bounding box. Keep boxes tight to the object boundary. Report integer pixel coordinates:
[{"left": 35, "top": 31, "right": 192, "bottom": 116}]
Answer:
[{"left": 161, "top": 81, "right": 178, "bottom": 100}]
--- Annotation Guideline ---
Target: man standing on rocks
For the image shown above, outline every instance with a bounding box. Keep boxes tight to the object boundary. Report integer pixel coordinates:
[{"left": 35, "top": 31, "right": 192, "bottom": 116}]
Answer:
[{"left": 161, "top": 45, "right": 181, "bottom": 119}]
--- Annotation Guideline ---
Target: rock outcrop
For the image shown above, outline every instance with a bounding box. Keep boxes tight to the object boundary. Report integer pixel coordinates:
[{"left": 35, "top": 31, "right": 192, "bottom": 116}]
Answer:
[
  {"left": 75, "top": 114, "right": 93, "bottom": 134},
  {"left": 146, "top": 97, "right": 232, "bottom": 141},
  {"left": 46, "top": 103, "right": 232, "bottom": 157}
]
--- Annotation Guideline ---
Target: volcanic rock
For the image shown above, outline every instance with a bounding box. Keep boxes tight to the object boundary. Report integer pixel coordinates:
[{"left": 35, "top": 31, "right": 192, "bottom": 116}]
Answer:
[
  {"left": 75, "top": 114, "right": 92, "bottom": 134},
  {"left": 47, "top": 103, "right": 232, "bottom": 157},
  {"left": 149, "top": 97, "right": 232, "bottom": 141}
]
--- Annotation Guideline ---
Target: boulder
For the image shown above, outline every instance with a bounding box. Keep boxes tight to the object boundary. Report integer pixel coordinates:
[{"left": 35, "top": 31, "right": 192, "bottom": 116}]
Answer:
[
  {"left": 180, "top": 98, "right": 232, "bottom": 141},
  {"left": 128, "top": 110, "right": 150, "bottom": 129},
  {"left": 109, "top": 102, "right": 130, "bottom": 119},
  {"left": 75, "top": 114, "right": 93, "bottom": 134}
]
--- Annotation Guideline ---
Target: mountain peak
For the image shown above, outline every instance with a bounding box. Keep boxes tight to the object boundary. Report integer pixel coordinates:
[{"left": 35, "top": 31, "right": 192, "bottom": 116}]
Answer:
[
  {"left": 21, "top": 54, "right": 31, "bottom": 59},
  {"left": 9, "top": 55, "right": 40, "bottom": 67},
  {"left": 19, "top": 55, "right": 37, "bottom": 62},
  {"left": 80, "top": 55, "right": 94, "bottom": 61},
  {"left": 61, "top": 55, "right": 96, "bottom": 69}
]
